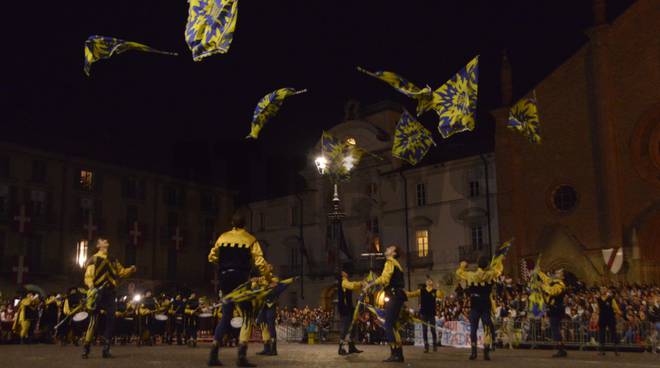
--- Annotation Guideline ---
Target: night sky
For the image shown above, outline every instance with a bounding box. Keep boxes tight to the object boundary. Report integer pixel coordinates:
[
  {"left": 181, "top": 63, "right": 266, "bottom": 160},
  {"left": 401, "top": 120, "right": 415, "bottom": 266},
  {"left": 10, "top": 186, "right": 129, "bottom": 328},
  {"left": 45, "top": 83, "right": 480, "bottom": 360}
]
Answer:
[{"left": 2, "top": 1, "right": 633, "bottom": 203}]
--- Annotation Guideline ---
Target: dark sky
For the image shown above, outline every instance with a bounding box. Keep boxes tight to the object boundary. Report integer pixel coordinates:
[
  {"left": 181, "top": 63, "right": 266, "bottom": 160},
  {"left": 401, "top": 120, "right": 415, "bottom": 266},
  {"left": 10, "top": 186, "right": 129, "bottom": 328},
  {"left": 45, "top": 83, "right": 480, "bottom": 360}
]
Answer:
[{"left": 1, "top": 1, "right": 633, "bottom": 202}]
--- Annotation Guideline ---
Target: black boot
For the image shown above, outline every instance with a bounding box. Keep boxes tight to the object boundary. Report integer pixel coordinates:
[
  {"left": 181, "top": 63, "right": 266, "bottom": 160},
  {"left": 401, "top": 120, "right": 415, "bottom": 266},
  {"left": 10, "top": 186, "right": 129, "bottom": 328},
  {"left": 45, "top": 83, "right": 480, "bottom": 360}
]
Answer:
[
  {"left": 82, "top": 344, "right": 90, "bottom": 359},
  {"left": 396, "top": 347, "right": 405, "bottom": 362},
  {"left": 237, "top": 343, "right": 256, "bottom": 367},
  {"left": 102, "top": 344, "right": 113, "bottom": 359},
  {"left": 268, "top": 339, "right": 278, "bottom": 356},
  {"left": 208, "top": 343, "right": 222, "bottom": 367},
  {"left": 484, "top": 345, "right": 491, "bottom": 361},
  {"left": 552, "top": 345, "right": 567, "bottom": 358},
  {"left": 338, "top": 342, "right": 348, "bottom": 356},
  {"left": 256, "top": 342, "right": 271, "bottom": 355},
  {"left": 469, "top": 344, "right": 477, "bottom": 360},
  {"left": 424, "top": 343, "right": 429, "bottom": 353},
  {"left": 383, "top": 347, "right": 397, "bottom": 362},
  {"left": 348, "top": 341, "right": 363, "bottom": 354}
]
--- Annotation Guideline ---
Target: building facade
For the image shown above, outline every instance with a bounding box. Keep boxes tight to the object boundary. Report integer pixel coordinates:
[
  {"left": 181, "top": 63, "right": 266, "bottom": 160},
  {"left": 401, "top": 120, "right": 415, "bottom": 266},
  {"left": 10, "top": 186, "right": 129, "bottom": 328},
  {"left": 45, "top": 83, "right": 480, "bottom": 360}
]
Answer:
[
  {"left": 0, "top": 142, "right": 233, "bottom": 295},
  {"left": 494, "top": 0, "right": 660, "bottom": 284},
  {"left": 247, "top": 102, "right": 499, "bottom": 309}
]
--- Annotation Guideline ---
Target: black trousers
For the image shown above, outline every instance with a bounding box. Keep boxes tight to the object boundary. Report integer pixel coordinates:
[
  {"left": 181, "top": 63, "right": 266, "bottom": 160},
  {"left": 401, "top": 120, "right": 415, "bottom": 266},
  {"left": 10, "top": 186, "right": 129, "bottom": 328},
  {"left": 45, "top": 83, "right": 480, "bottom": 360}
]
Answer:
[
  {"left": 339, "top": 311, "right": 355, "bottom": 342},
  {"left": 599, "top": 318, "right": 617, "bottom": 346},
  {"left": 257, "top": 305, "right": 277, "bottom": 340},
  {"left": 85, "top": 289, "right": 116, "bottom": 345},
  {"left": 384, "top": 292, "right": 406, "bottom": 345},
  {"left": 420, "top": 314, "right": 437, "bottom": 346},
  {"left": 213, "top": 270, "right": 250, "bottom": 344},
  {"left": 185, "top": 315, "right": 199, "bottom": 341},
  {"left": 469, "top": 306, "right": 494, "bottom": 347},
  {"left": 549, "top": 314, "right": 563, "bottom": 343}
]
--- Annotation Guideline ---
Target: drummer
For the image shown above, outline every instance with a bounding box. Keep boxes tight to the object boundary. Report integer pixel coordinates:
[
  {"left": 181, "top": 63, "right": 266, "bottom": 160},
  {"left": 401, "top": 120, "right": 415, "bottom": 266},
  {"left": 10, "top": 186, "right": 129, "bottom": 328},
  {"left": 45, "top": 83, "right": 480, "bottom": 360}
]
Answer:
[
  {"left": 138, "top": 290, "right": 157, "bottom": 346},
  {"left": 158, "top": 293, "right": 173, "bottom": 344},
  {"left": 184, "top": 292, "right": 200, "bottom": 347},
  {"left": 115, "top": 296, "right": 132, "bottom": 345},
  {"left": 61, "top": 287, "right": 83, "bottom": 345},
  {"left": 170, "top": 295, "right": 186, "bottom": 345}
]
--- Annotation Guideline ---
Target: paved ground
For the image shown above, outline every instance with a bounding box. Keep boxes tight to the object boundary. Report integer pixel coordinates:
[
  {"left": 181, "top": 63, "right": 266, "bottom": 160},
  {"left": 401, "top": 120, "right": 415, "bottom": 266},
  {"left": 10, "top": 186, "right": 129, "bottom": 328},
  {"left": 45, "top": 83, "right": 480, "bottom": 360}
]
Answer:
[{"left": 2, "top": 343, "right": 658, "bottom": 368}]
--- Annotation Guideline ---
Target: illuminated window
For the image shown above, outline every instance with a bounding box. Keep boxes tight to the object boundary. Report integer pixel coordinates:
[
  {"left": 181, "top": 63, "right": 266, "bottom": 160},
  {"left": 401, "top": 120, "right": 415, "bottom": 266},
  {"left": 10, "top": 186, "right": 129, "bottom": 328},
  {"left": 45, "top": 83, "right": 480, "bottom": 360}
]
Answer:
[
  {"left": 76, "top": 240, "right": 88, "bottom": 268},
  {"left": 373, "top": 236, "right": 381, "bottom": 252},
  {"left": 80, "top": 170, "right": 94, "bottom": 191},
  {"left": 345, "top": 137, "right": 357, "bottom": 146},
  {"left": 416, "top": 230, "right": 429, "bottom": 257}
]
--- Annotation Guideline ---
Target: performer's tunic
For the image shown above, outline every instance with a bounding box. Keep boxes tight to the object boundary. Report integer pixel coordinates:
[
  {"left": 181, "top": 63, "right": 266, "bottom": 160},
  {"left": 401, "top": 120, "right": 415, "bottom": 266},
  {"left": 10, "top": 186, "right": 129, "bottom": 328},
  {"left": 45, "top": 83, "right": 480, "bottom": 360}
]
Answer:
[
  {"left": 208, "top": 227, "right": 271, "bottom": 345},
  {"left": 539, "top": 271, "right": 566, "bottom": 343},
  {"left": 407, "top": 287, "right": 444, "bottom": 346},
  {"left": 455, "top": 260, "right": 502, "bottom": 347},
  {"left": 597, "top": 295, "right": 621, "bottom": 346},
  {"left": 374, "top": 257, "right": 407, "bottom": 347},
  {"left": 338, "top": 276, "right": 362, "bottom": 342},
  {"left": 83, "top": 251, "right": 134, "bottom": 345}
]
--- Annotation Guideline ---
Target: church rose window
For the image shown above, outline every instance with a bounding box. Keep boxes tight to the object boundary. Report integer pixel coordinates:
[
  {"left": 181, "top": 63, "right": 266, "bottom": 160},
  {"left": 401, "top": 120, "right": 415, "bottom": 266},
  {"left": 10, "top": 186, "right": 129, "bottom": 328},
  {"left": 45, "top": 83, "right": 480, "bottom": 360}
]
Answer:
[{"left": 551, "top": 185, "right": 578, "bottom": 213}]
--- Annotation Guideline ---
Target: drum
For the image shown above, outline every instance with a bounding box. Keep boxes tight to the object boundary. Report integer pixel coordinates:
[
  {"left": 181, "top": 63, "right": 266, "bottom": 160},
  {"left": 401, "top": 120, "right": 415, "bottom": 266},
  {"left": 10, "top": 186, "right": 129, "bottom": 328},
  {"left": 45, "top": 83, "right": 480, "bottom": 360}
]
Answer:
[
  {"left": 73, "top": 311, "right": 89, "bottom": 322},
  {"left": 72, "top": 311, "right": 90, "bottom": 332},
  {"left": 198, "top": 313, "right": 214, "bottom": 332},
  {"left": 230, "top": 317, "right": 243, "bottom": 329},
  {"left": 155, "top": 314, "right": 168, "bottom": 321}
]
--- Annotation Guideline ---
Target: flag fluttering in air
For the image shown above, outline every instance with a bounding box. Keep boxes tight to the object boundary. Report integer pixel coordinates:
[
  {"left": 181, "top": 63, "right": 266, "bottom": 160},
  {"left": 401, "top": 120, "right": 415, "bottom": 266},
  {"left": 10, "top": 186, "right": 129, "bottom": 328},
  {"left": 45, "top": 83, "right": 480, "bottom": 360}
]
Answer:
[
  {"left": 434, "top": 56, "right": 480, "bottom": 138},
  {"left": 246, "top": 88, "right": 307, "bottom": 139},
  {"left": 527, "top": 254, "right": 545, "bottom": 317},
  {"left": 319, "top": 131, "right": 369, "bottom": 178},
  {"left": 83, "top": 36, "right": 177, "bottom": 76},
  {"left": 491, "top": 238, "right": 514, "bottom": 268},
  {"left": 357, "top": 67, "right": 435, "bottom": 117},
  {"left": 508, "top": 92, "right": 541, "bottom": 144},
  {"left": 392, "top": 109, "right": 436, "bottom": 166},
  {"left": 185, "top": 0, "right": 239, "bottom": 62}
]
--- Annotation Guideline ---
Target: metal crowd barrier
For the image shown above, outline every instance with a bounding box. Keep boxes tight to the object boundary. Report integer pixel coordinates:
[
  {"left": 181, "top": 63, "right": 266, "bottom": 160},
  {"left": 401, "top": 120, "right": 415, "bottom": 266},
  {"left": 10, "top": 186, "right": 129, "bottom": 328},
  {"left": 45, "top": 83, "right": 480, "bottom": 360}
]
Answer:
[{"left": 493, "top": 317, "right": 658, "bottom": 351}]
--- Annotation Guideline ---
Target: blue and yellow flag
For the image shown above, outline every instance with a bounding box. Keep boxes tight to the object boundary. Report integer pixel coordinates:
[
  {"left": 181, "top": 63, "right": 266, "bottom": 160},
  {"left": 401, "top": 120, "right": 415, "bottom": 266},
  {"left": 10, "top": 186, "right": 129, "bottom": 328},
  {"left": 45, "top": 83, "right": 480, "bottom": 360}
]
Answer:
[
  {"left": 357, "top": 67, "right": 435, "bottom": 117},
  {"left": 84, "top": 36, "right": 177, "bottom": 76},
  {"left": 491, "top": 238, "right": 514, "bottom": 268},
  {"left": 185, "top": 0, "right": 239, "bottom": 62},
  {"left": 319, "top": 131, "right": 367, "bottom": 177},
  {"left": 392, "top": 109, "right": 436, "bottom": 166},
  {"left": 508, "top": 92, "right": 541, "bottom": 144},
  {"left": 246, "top": 88, "right": 307, "bottom": 139},
  {"left": 434, "top": 56, "right": 479, "bottom": 138}
]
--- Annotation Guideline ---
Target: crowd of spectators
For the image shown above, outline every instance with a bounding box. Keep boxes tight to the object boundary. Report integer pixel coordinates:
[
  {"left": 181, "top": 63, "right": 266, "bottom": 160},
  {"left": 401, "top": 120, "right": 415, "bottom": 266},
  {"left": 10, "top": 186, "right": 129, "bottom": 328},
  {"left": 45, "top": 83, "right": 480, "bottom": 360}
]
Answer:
[{"left": 435, "top": 278, "right": 660, "bottom": 349}]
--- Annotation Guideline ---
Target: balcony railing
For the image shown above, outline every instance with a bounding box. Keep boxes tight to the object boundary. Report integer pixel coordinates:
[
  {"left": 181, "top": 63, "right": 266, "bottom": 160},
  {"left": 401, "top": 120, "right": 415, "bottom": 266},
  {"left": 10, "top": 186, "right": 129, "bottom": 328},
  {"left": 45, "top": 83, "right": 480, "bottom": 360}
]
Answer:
[
  {"left": 408, "top": 250, "right": 434, "bottom": 269},
  {"left": 458, "top": 245, "right": 485, "bottom": 263}
]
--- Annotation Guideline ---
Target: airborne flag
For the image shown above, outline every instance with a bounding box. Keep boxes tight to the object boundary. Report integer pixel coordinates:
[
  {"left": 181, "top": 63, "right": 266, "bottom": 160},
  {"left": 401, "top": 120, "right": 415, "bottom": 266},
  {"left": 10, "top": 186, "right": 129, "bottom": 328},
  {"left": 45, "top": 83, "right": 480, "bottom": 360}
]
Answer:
[
  {"left": 246, "top": 88, "right": 307, "bottom": 139},
  {"left": 185, "top": 0, "right": 239, "bottom": 61},
  {"left": 357, "top": 67, "right": 435, "bottom": 117},
  {"left": 319, "top": 131, "right": 366, "bottom": 177},
  {"left": 392, "top": 109, "right": 436, "bottom": 166},
  {"left": 508, "top": 92, "right": 541, "bottom": 144},
  {"left": 83, "top": 36, "right": 177, "bottom": 76},
  {"left": 434, "top": 56, "right": 480, "bottom": 138}
]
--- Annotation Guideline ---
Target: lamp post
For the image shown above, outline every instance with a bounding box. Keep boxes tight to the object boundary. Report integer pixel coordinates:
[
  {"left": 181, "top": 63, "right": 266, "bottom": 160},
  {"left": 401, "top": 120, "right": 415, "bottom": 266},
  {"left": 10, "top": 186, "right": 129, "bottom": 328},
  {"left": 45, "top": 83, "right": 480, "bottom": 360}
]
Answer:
[{"left": 314, "top": 144, "right": 356, "bottom": 277}]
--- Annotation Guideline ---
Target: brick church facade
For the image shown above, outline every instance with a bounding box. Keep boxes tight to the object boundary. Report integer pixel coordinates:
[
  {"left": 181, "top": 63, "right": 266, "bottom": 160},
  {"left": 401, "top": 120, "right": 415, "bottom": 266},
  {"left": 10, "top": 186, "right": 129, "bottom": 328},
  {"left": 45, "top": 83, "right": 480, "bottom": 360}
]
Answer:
[{"left": 494, "top": 0, "right": 660, "bottom": 284}]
